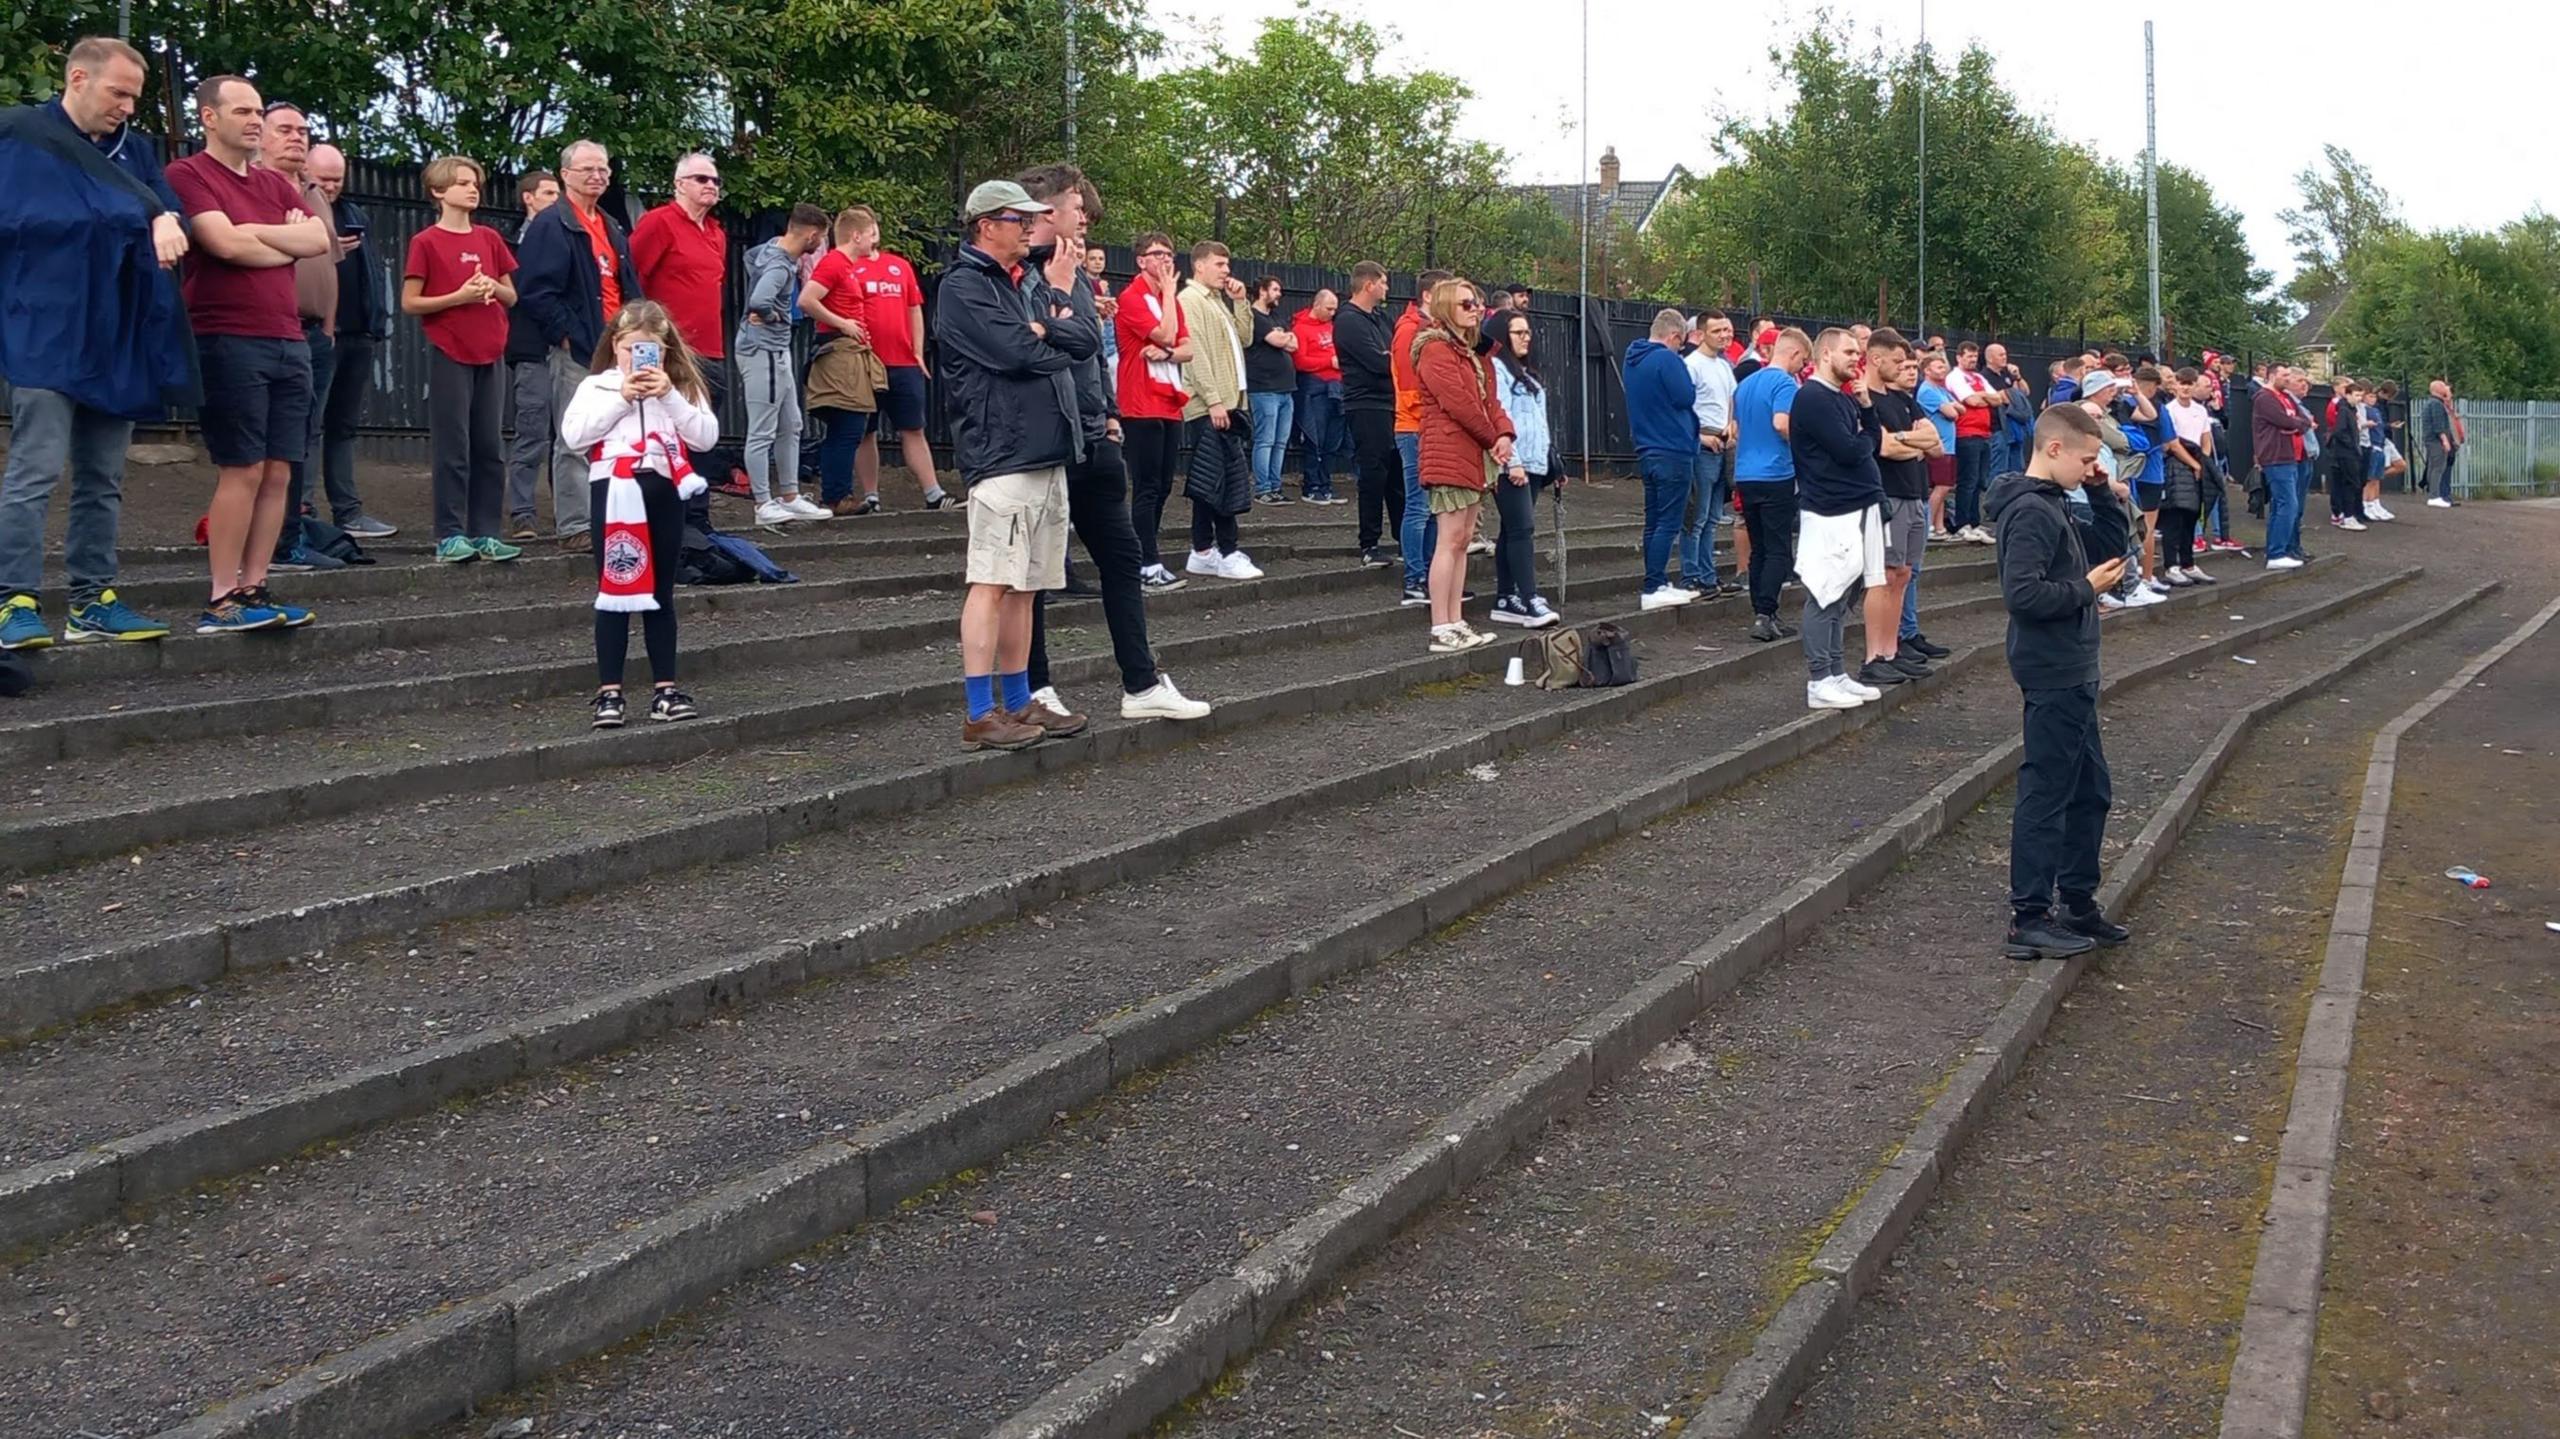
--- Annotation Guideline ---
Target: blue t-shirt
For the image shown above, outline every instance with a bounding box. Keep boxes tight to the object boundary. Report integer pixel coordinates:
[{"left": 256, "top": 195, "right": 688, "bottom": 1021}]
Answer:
[
  {"left": 1733, "top": 367, "right": 1800, "bottom": 481},
  {"left": 1916, "top": 381, "right": 1959, "bottom": 454}
]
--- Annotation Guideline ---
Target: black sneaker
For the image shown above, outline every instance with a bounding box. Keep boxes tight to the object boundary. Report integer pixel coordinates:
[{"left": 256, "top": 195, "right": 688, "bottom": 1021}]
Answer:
[
  {"left": 648, "top": 687, "right": 700, "bottom": 722},
  {"left": 1856, "top": 658, "right": 1911, "bottom": 688},
  {"left": 923, "top": 490, "right": 961, "bottom": 511},
  {"left": 1887, "top": 652, "right": 1933, "bottom": 678},
  {"left": 2004, "top": 914, "right": 2098, "bottom": 961},
  {"left": 1749, "top": 614, "right": 1780, "bottom": 643},
  {"left": 1904, "top": 632, "right": 1951, "bottom": 659},
  {"left": 1361, "top": 548, "right": 1392, "bottom": 569},
  {"left": 2064, "top": 904, "right": 2131, "bottom": 946},
  {"left": 592, "top": 690, "right": 627, "bottom": 729},
  {"left": 1716, "top": 581, "right": 1743, "bottom": 598},
  {"left": 1399, "top": 586, "right": 1430, "bottom": 607}
]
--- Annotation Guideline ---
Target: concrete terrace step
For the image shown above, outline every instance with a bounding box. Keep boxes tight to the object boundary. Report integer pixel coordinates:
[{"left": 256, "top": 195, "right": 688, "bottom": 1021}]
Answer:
[
  {"left": 0, "top": 554, "right": 1927, "bottom": 1041},
  {"left": 0, "top": 561, "right": 2345, "bottom": 1439}
]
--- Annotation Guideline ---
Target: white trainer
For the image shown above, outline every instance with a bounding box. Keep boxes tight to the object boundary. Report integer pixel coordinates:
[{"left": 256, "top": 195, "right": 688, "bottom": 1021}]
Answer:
[
  {"left": 753, "top": 500, "right": 795, "bottom": 525},
  {"left": 1836, "top": 673, "right": 1883, "bottom": 700},
  {"left": 1808, "top": 677, "right": 1862, "bottom": 710},
  {"left": 2426, "top": 497, "right": 2453, "bottom": 508},
  {"left": 2339, "top": 517, "right": 2368, "bottom": 532},
  {"left": 780, "top": 496, "right": 833, "bottom": 520},
  {"left": 1122, "top": 674, "right": 1212, "bottom": 720},
  {"left": 1218, "top": 550, "right": 1265, "bottom": 580},
  {"left": 2267, "top": 555, "right": 2305, "bottom": 569},
  {"left": 1640, "top": 587, "right": 1694, "bottom": 611},
  {"left": 1185, "top": 549, "right": 1225, "bottom": 577},
  {"left": 1028, "top": 685, "right": 1076, "bottom": 720},
  {"left": 1466, "top": 536, "right": 1494, "bottom": 555}
]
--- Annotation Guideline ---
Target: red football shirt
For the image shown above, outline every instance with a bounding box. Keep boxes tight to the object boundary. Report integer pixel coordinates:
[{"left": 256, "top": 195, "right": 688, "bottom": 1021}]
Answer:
[
  {"left": 628, "top": 203, "right": 727, "bottom": 358},
  {"left": 405, "top": 223, "right": 519, "bottom": 366},
  {"left": 809, "top": 248, "right": 924, "bottom": 368},
  {"left": 166, "top": 152, "right": 307, "bottom": 340},
  {"left": 1114, "top": 277, "right": 1191, "bottom": 421}
]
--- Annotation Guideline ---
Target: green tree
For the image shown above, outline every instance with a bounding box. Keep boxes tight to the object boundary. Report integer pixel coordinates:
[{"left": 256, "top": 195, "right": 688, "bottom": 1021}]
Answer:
[
  {"left": 2279, "top": 144, "right": 2401, "bottom": 305},
  {"left": 2332, "top": 217, "right": 2560, "bottom": 398}
]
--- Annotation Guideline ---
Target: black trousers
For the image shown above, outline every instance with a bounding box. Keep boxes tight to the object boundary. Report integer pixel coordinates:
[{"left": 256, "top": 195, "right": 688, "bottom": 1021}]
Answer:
[
  {"left": 1123, "top": 417, "right": 1182, "bottom": 568},
  {"left": 589, "top": 472, "right": 683, "bottom": 687},
  {"left": 1737, "top": 480, "right": 1798, "bottom": 618},
  {"left": 2158, "top": 505, "right": 2199, "bottom": 569},
  {"left": 2009, "top": 680, "right": 2111, "bottom": 918},
  {"left": 1492, "top": 470, "right": 1550, "bottom": 602},
  {"left": 1181, "top": 414, "right": 1245, "bottom": 556},
  {"left": 2328, "top": 459, "right": 2366, "bottom": 520},
  {"left": 1028, "top": 438, "right": 1160, "bottom": 697},
  {"left": 429, "top": 350, "right": 506, "bottom": 541},
  {"left": 1350, "top": 406, "right": 1403, "bottom": 552}
]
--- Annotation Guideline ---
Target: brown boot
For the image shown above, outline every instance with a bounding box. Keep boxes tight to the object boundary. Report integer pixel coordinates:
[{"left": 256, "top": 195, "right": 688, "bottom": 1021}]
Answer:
[
  {"left": 960, "top": 712, "right": 1046, "bottom": 751},
  {"left": 1012, "top": 699, "right": 1090, "bottom": 738},
  {"left": 832, "top": 494, "right": 880, "bottom": 518}
]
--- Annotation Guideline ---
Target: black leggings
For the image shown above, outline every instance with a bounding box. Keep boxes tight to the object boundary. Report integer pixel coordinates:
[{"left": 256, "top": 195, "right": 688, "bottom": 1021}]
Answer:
[
  {"left": 590, "top": 472, "right": 683, "bottom": 687},
  {"left": 2158, "top": 505, "right": 2199, "bottom": 569},
  {"left": 1123, "top": 417, "right": 1182, "bottom": 567},
  {"left": 1493, "top": 470, "right": 1549, "bottom": 601}
]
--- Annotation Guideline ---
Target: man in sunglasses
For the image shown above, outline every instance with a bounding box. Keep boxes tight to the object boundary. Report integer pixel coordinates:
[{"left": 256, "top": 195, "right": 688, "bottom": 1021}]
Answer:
[{"left": 630, "top": 152, "right": 730, "bottom": 434}]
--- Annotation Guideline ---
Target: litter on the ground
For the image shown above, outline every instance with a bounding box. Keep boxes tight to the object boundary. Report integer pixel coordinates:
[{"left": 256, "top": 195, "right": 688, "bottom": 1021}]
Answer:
[
  {"left": 2232, "top": 656, "right": 2258, "bottom": 665},
  {"left": 2544, "top": 921, "right": 2559, "bottom": 933},
  {"left": 1466, "top": 761, "right": 1500, "bottom": 782},
  {"left": 2445, "top": 867, "right": 2492, "bottom": 889}
]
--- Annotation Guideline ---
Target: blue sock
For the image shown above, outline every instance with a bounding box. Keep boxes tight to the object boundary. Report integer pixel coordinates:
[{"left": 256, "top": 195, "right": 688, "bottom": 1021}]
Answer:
[
  {"left": 1001, "top": 670, "right": 1031, "bottom": 713},
  {"left": 965, "top": 673, "right": 997, "bottom": 721}
]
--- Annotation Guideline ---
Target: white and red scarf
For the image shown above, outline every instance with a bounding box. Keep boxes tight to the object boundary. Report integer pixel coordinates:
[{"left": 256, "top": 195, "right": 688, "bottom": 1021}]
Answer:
[{"left": 591, "top": 420, "right": 694, "bottom": 612}]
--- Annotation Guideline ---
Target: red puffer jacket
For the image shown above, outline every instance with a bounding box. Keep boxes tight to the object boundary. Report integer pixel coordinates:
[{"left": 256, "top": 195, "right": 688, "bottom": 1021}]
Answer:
[{"left": 1413, "top": 327, "right": 1514, "bottom": 491}]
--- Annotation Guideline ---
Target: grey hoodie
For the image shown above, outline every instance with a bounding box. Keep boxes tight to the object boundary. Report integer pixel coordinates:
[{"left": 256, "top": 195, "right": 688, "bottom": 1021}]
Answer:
[{"left": 733, "top": 238, "right": 799, "bottom": 357}]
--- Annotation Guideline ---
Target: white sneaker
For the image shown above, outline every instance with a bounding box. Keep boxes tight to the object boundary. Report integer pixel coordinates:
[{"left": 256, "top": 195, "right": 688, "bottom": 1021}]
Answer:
[
  {"left": 1466, "top": 537, "right": 1494, "bottom": 555},
  {"left": 1529, "top": 596, "right": 1561, "bottom": 624},
  {"left": 1836, "top": 673, "right": 1883, "bottom": 700},
  {"left": 2098, "top": 591, "right": 2127, "bottom": 612},
  {"left": 2184, "top": 565, "right": 2217, "bottom": 584},
  {"left": 754, "top": 500, "right": 795, "bottom": 525},
  {"left": 2126, "top": 585, "right": 2167, "bottom": 607},
  {"left": 2267, "top": 555, "right": 2305, "bottom": 570},
  {"left": 1808, "top": 677, "right": 1862, "bottom": 710},
  {"left": 2367, "top": 503, "right": 2395, "bottom": 521},
  {"left": 2143, "top": 577, "right": 2172, "bottom": 595},
  {"left": 2426, "top": 496, "right": 2453, "bottom": 508},
  {"left": 1185, "top": 549, "right": 1225, "bottom": 577},
  {"left": 1027, "top": 685, "right": 1075, "bottom": 720},
  {"left": 780, "top": 495, "right": 833, "bottom": 520},
  {"left": 2339, "top": 517, "right": 2368, "bottom": 532},
  {"left": 1964, "top": 525, "right": 1997, "bottom": 545},
  {"left": 1217, "top": 550, "right": 1265, "bottom": 580},
  {"left": 1640, "top": 587, "right": 1695, "bottom": 611},
  {"left": 1122, "top": 674, "right": 1212, "bottom": 720}
]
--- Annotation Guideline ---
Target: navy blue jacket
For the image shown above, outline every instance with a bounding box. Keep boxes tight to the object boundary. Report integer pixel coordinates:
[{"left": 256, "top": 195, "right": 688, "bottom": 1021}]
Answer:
[
  {"left": 1623, "top": 338, "right": 1698, "bottom": 458},
  {"left": 934, "top": 244, "right": 1088, "bottom": 484},
  {"left": 0, "top": 102, "right": 197, "bottom": 416},
  {"left": 508, "top": 198, "right": 642, "bottom": 365},
  {"left": 1788, "top": 377, "right": 1884, "bottom": 516}
]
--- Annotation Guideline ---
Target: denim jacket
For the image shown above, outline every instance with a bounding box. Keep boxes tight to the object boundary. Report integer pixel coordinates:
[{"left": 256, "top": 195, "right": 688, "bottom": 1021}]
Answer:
[{"left": 1496, "top": 362, "right": 1552, "bottom": 476}]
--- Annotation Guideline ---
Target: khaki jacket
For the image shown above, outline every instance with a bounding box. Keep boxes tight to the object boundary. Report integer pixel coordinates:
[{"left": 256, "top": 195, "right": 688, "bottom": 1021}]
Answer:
[
  {"left": 1176, "top": 280, "right": 1252, "bottom": 419},
  {"left": 804, "top": 333, "right": 886, "bottom": 414}
]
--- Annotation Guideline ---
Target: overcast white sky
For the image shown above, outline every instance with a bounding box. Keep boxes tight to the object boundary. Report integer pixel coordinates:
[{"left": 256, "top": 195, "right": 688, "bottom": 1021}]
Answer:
[{"left": 1152, "top": 0, "right": 2546, "bottom": 292}]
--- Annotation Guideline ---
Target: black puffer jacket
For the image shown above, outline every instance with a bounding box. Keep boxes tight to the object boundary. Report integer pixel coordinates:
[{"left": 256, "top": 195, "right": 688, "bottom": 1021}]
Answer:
[{"left": 933, "top": 243, "right": 1091, "bottom": 484}]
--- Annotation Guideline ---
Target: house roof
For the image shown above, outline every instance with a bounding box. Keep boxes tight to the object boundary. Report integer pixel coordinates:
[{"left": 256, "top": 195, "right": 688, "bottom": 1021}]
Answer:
[
  {"left": 2289, "top": 284, "right": 2348, "bottom": 349},
  {"left": 1529, "top": 165, "right": 1689, "bottom": 235}
]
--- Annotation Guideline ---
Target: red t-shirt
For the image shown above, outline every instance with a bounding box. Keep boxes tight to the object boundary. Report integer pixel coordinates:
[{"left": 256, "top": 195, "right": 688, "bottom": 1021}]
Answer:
[
  {"left": 569, "top": 201, "right": 621, "bottom": 319},
  {"left": 1114, "top": 277, "right": 1191, "bottom": 422},
  {"left": 405, "top": 223, "right": 519, "bottom": 366},
  {"left": 1290, "top": 312, "right": 1340, "bottom": 381},
  {"left": 166, "top": 152, "right": 307, "bottom": 340},
  {"left": 628, "top": 203, "right": 727, "bottom": 358},
  {"left": 809, "top": 248, "right": 923, "bottom": 368},
  {"left": 1950, "top": 366, "right": 1996, "bottom": 438}
]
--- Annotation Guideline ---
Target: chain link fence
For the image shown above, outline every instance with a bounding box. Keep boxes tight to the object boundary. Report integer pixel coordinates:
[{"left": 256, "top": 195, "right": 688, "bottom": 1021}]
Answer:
[{"left": 2448, "top": 401, "right": 2560, "bottom": 498}]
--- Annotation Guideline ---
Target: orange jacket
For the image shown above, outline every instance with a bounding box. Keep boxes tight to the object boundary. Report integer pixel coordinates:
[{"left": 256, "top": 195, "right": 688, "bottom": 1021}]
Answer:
[
  {"left": 1413, "top": 328, "right": 1514, "bottom": 492},
  {"left": 1392, "top": 303, "right": 1424, "bottom": 432}
]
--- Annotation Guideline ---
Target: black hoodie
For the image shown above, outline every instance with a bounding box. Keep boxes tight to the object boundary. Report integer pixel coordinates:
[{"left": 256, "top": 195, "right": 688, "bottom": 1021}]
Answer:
[{"left": 1985, "top": 469, "right": 2101, "bottom": 689}]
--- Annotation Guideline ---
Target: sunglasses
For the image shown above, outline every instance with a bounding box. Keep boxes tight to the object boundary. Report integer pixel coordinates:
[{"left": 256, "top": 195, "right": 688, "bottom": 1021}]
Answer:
[
  {"left": 678, "top": 174, "right": 721, "bottom": 187},
  {"left": 1457, "top": 299, "right": 1483, "bottom": 312}
]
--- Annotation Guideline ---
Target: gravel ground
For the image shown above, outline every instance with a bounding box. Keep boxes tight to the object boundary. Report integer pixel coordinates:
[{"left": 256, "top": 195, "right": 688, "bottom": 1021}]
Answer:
[
  {"left": 1157, "top": 573, "right": 2478, "bottom": 1439},
  {"left": 385, "top": 578, "right": 2358, "bottom": 1439},
  {"left": 4, "top": 568, "right": 1945, "bottom": 1438},
  {"left": 2307, "top": 620, "right": 2560, "bottom": 1439}
]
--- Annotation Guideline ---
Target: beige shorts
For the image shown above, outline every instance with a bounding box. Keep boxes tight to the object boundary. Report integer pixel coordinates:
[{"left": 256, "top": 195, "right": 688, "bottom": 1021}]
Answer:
[{"left": 965, "top": 467, "right": 1070, "bottom": 591}]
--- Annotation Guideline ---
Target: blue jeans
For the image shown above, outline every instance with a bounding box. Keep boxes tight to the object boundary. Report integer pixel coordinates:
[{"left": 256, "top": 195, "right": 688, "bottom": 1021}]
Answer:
[
  {"left": 2262, "top": 461, "right": 2303, "bottom": 560},
  {"left": 1899, "top": 529, "right": 1924, "bottom": 640},
  {"left": 1954, "top": 435, "right": 1991, "bottom": 530},
  {"left": 1398, "top": 431, "right": 1433, "bottom": 589},
  {"left": 1296, "top": 376, "right": 1342, "bottom": 498},
  {"left": 276, "top": 322, "right": 334, "bottom": 558},
  {"left": 1640, "top": 450, "right": 1689, "bottom": 591},
  {"left": 0, "top": 386, "right": 131, "bottom": 606},
  {"left": 1249, "top": 390, "right": 1294, "bottom": 499},
  {"left": 1680, "top": 447, "right": 1722, "bottom": 589}
]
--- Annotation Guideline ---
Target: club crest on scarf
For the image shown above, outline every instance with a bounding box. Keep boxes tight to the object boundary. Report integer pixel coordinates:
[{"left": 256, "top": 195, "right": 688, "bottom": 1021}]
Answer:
[{"left": 593, "top": 426, "right": 692, "bottom": 613}]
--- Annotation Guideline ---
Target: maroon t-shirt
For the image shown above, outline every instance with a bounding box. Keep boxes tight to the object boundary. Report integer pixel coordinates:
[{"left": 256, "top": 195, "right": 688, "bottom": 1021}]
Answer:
[
  {"left": 166, "top": 152, "right": 308, "bottom": 341},
  {"left": 405, "top": 223, "right": 519, "bottom": 366}
]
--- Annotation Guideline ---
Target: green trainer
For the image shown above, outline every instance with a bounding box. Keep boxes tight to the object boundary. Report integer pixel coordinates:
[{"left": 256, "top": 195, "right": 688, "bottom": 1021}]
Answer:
[
  {"left": 436, "top": 536, "right": 480, "bottom": 564},
  {"left": 471, "top": 535, "right": 524, "bottom": 563}
]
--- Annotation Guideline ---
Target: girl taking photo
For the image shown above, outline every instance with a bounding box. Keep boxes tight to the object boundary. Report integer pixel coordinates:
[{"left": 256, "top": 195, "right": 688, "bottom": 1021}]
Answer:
[
  {"left": 1488, "top": 308, "right": 1560, "bottom": 628},
  {"left": 559, "top": 301, "right": 717, "bottom": 727}
]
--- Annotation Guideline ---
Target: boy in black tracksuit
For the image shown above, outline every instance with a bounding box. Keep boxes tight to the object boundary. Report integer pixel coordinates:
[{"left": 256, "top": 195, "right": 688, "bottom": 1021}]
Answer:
[{"left": 1987, "top": 404, "right": 2134, "bottom": 960}]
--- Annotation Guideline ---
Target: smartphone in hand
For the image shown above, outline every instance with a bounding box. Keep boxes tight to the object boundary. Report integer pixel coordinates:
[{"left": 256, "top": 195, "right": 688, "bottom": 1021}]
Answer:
[{"left": 632, "top": 340, "right": 663, "bottom": 372}]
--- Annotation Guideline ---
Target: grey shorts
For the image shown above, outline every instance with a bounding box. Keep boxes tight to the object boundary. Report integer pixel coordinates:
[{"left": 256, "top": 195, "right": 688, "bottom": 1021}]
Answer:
[{"left": 1883, "top": 496, "right": 1928, "bottom": 569}]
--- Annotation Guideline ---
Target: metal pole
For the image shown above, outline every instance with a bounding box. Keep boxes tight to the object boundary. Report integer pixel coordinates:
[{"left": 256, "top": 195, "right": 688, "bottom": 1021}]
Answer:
[
  {"left": 119, "top": 0, "right": 131, "bottom": 40},
  {"left": 2144, "top": 21, "right": 2162, "bottom": 357},
  {"left": 1062, "top": 0, "right": 1080, "bottom": 162},
  {"left": 1567, "top": 0, "right": 1587, "bottom": 603},
  {"left": 1915, "top": 0, "right": 1926, "bottom": 338}
]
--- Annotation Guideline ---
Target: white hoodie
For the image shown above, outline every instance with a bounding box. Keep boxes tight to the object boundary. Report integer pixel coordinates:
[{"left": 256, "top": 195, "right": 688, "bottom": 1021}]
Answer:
[{"left": 558, "top": 369, "right": 718, "bottom": 497}]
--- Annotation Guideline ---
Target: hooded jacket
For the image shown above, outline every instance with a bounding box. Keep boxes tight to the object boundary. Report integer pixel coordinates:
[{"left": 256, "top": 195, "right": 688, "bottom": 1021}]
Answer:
[
  {"left": 1623, "top": 337, "right": 1699, "bottom": 459},
  {"left": 1412, "top": 326, "right": 1514, "bottom": 492},
  {"left": 1336, "top": 298, "right": 1395, "bottom": 412},
  {"left": 1987, "top": 471, "right": 2101, "bottom": 690},
  {"left": 933, "top": 242, "right": 1089, "bottom": 484},
  {"left": 733, "top": 238, "right": 800, "bottom": 357}
]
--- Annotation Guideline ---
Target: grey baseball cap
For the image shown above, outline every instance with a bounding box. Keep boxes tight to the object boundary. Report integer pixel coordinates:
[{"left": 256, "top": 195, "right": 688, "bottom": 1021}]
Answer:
[{"left": 963, "top": 180, "right": 1053, "bottom": 220}]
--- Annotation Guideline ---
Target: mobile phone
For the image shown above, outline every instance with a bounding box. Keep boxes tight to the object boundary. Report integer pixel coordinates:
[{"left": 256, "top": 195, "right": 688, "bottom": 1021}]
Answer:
[{"left": 632, "top": 340, "right": 662, "bottom": 372}]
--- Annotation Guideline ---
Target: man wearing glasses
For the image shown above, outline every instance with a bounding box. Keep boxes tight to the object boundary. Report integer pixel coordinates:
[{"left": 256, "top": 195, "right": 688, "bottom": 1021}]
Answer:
[
  {"left": 629, "top": 152, "right": 730, "bottom": 426},
  {"left": 509, "top": 138, "right": 642, "bottom": 544}
]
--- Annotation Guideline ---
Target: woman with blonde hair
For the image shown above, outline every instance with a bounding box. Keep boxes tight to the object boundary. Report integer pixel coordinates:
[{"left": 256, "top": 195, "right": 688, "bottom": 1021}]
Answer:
[
  {"left": 1411, "top": 279, "right": 1514, "bottom": 651},
  {"left": 559, "top": 301, "right": 718, "bottom": 727}
]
